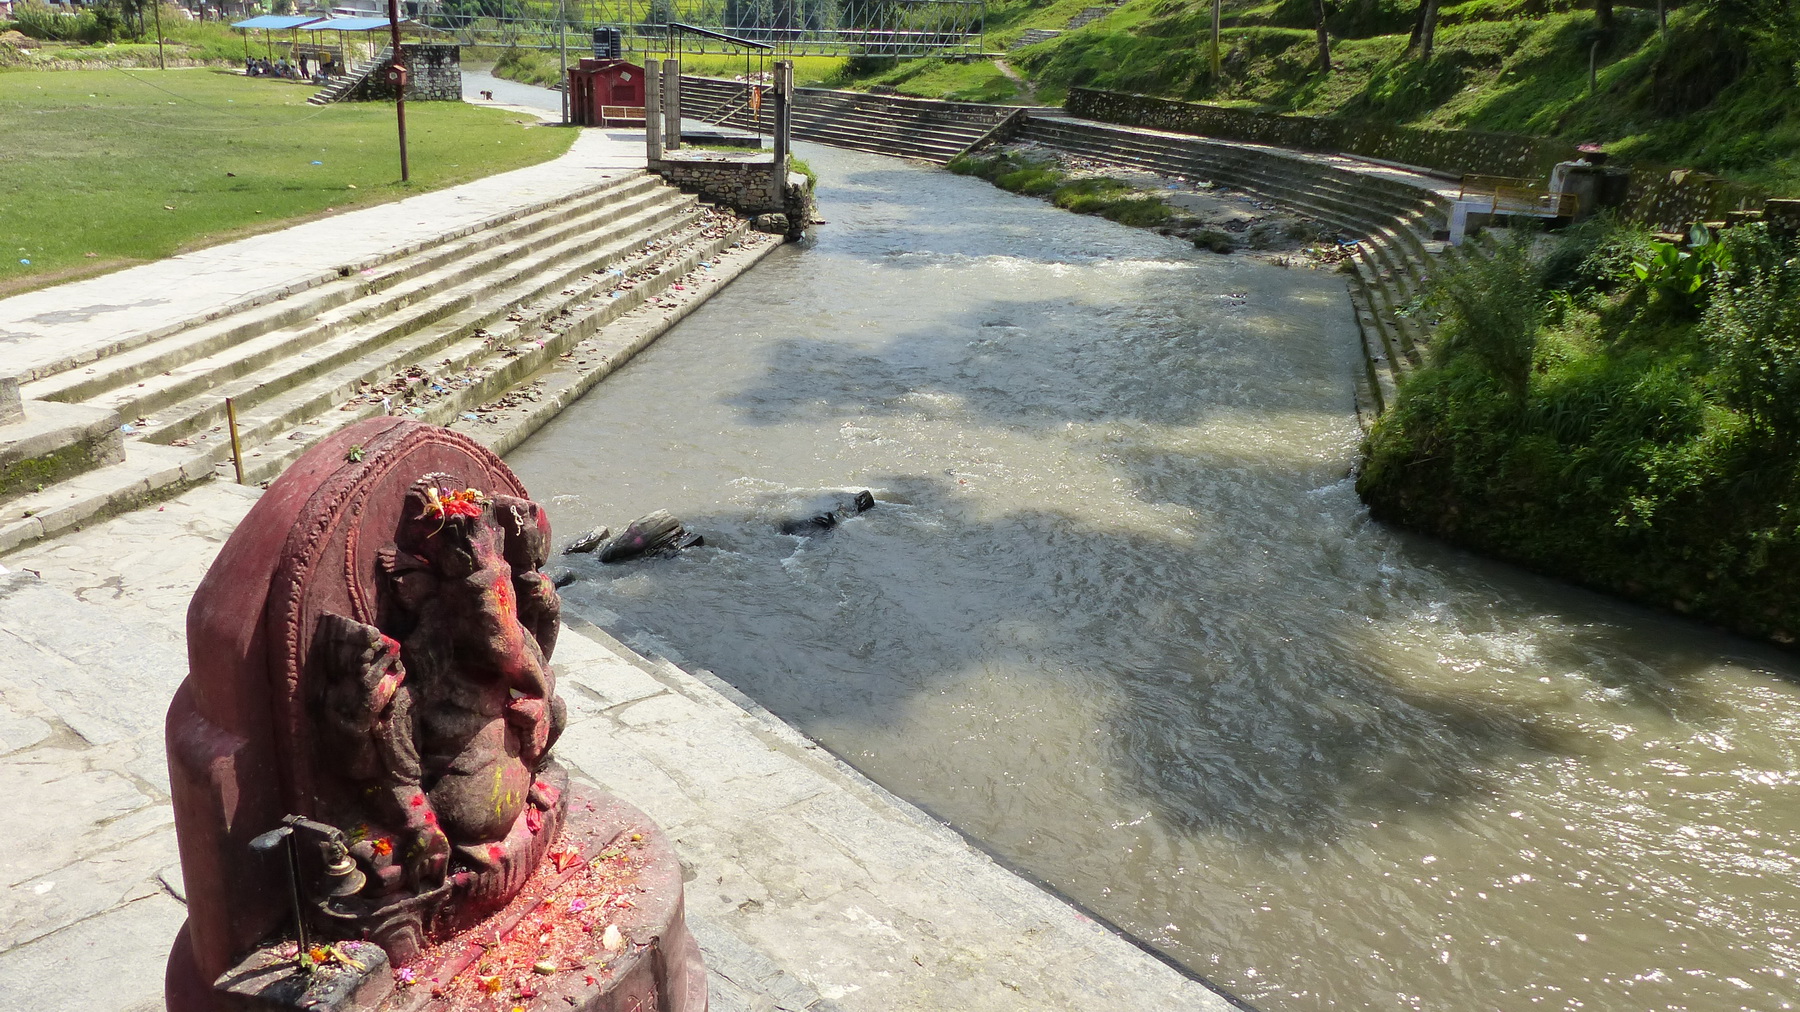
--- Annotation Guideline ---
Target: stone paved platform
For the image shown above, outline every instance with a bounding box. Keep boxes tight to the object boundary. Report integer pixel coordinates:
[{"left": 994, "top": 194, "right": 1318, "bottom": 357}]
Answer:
[
  {"left": 0, "top": 128, "right": 646, "bottom": 384},
  {"left": 0, "top": 481, "right": 1233, "bottom": 1012}
]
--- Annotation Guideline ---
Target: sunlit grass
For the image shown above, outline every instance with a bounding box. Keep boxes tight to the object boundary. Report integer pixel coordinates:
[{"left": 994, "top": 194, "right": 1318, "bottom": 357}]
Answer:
[{"left": 0, "top": 67, "right": 576, "bottom": 294}]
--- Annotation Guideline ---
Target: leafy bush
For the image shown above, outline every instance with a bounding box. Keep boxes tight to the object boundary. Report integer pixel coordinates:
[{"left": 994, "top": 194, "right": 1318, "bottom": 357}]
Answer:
[
  {"left": 1703, "top": 224, "right": 1800, "bottom": 443},
  {"left": 1426, "top": 232, "right": 1546, "bottom": 403},
  {"left": 1361, "top": 219, "right": 1800, "bottom": 644},
  {"left": 1630, "top": 224, "right": 1731, "bottom": 312},
  {"left": 12, "top": 1, "right": 103, "bottom": 42}
]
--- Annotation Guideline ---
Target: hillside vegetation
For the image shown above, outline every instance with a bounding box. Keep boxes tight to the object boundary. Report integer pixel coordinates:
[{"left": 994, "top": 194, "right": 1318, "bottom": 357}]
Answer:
[
  {"left": 1360, "top": 220, "right": 1800, "bottom": 644},
  {"left": 857, "top": 0, "right": 1800, "bottom": 195}
]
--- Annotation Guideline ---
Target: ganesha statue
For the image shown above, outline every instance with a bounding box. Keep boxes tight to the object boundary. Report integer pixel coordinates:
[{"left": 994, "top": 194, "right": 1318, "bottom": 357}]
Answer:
[{"left": 305, "top": 475, "right": 571, "bottom": 959}]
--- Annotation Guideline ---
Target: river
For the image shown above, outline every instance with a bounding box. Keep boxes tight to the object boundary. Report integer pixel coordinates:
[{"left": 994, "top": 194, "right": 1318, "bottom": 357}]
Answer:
[{"left": 507, "top": 143, "right": 1800, "bottom": 1011}]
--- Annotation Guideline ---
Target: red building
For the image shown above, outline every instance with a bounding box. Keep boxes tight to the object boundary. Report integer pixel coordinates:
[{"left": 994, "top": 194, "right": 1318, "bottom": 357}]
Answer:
[{"left": 567, "top": 59, "right": 646, "bottom": 128}]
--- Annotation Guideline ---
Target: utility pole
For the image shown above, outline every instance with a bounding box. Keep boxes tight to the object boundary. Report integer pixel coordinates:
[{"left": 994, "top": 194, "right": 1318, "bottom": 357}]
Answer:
[{"left": 387, "top": 0, "right": 409, "bottom": 182}]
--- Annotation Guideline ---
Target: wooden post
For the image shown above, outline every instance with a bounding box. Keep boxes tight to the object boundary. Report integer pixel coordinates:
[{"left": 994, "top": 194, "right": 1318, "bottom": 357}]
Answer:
[
  {"left": 153, "top": 0, "right": 165, "bottom": 70},
  {"left": 558, "top": 0, "right": 568, "bottom": 126},
  {"left": 225, "top": 398, "right": 246, "bottom": 485}
]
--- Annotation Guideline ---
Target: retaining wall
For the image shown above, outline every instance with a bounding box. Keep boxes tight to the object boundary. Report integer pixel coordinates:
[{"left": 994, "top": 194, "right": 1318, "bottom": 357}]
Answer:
[
  {"left": 352, "top": 43, "right": 461, "bottom": 102},
  {"left": 1067, "top": 88, "right": 1569, "bottom": 179},
  {"left": 649, "top": 152, "right": 814, "bottom": 233},
  {"left": 1066, "top": 88, "right": 1766, "bottom": 230}
]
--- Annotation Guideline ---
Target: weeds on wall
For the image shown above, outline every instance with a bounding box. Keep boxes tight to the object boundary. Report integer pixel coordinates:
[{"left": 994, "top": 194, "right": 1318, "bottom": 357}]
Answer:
[{"left": 1359, "top": 219, "right": 1800, "bottom": 644}]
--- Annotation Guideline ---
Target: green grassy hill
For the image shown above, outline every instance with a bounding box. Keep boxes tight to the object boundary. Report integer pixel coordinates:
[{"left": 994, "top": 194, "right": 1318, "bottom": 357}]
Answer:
[{"left": 849, "top": 0, "right": 1800, "bottom": 194}]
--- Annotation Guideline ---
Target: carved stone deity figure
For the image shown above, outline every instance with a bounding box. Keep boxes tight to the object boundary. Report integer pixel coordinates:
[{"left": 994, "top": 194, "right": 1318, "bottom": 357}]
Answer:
[
  {"left": 166, "top": 419, "right": 707, "bottom": 1012},
  {"left": 307, "top": 475, "right": 571, "bottom": 957}
]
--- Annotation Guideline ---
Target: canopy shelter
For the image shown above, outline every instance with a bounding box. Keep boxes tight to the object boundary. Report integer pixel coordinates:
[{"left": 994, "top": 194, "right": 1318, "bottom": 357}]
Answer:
[
  {"left": 299, "top": 16, "right": 413, "bottom": 73},
  {"left": 231, "top": 13, "right": 324, "bottom": 62}
]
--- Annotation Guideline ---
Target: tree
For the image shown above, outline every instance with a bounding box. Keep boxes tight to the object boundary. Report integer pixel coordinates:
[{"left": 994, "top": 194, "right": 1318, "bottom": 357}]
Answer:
[
  {"left": 1410, "top": 0, "right": 1440, "bottom": 61},
  {"left": 1595, "top": 0, "right": 1614, "bottom": 32},
  {"left": 1312, "top": 0, "right": 1331, "bottom": 72}
]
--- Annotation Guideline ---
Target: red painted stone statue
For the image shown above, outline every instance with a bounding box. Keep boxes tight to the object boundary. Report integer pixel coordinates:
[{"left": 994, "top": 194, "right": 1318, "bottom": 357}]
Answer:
[{"left": 166, "top": 417, "right": 705, "bottom": 1012}]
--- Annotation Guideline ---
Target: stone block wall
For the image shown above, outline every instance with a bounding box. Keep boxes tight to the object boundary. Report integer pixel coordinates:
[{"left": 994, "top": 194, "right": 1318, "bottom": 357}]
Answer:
[
  {"left": 352, "top": 43, "right": 461, "bottom": 102},
  {"left": 650, "top": 153, "right": 814, "bottom": 232},
  {"left": 1066, "top": 88, "right": 1766, "bottom": 230},
  {"left": 1067, "top": 87, "right": 1571, "bottom": 179}
]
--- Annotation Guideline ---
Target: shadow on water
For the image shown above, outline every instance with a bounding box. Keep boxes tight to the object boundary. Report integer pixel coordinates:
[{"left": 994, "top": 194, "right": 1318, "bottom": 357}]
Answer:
[
  {"left": 559, "top": 464, "right": 1740, "bottom": 854},
  {"left": 720, "top": 288, "right": 1347, "bottom": 433}
]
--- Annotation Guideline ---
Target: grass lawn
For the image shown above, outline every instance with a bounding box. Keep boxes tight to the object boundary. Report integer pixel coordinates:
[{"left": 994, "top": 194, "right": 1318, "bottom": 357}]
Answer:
[{"left": 0, "top": 67, "right": 577, "bottom": 295}]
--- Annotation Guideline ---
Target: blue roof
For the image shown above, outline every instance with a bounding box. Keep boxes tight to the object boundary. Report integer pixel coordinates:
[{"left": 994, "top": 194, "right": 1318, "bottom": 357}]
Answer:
[
  {"left": 300, "top": 16, "right": 403, "bottom": 31},
  {"left": 231, "top": 15, "right": 325, "bottom": 28}
]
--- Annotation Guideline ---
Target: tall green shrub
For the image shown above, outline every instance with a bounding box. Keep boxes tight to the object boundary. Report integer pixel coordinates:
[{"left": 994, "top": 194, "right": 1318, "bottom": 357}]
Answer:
[
  {"left": 1704, "top": 224, "right": 1800, "bottom": 444},
  {"left": 1427, "top": 233, "right": 1546, "bottom": 404}
]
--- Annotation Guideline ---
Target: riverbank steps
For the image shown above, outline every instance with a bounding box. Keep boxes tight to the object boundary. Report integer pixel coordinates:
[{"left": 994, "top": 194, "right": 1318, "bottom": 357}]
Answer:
[
  {"left": 679, "top": 74, "right": 1019, "bottom": 165},
  {"left": 0, "top": 129, "right": 778, "bottom": 555}
]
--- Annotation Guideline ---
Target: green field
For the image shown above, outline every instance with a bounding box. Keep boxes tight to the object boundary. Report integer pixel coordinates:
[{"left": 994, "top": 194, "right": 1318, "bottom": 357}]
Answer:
[{"left": 0, "top": 67, "right": 576, "bottom": 294}]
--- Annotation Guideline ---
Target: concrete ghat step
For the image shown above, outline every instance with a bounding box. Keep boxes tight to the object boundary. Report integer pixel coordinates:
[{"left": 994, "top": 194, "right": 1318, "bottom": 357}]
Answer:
[
  {"left": 25, "top": 175, "right": 668, "bottom": 407},
  {"left": 0, "top": 218, "right": 766, "bottom": 556},
  {"left": 140, "top": 195, "right": 705, "bottom": 447},
  {"left": 235, "top": 217, "right": 760, "bottom": 485},
  {"left": 0, "top": 441, "right": 206, "bottom": 554},
  {"left": 12, "top": 173, "right": 655, "bottom": 391},
  {"left": 1021, "top": 123, "right": 1450, "bottom": 234},
  {"left": 108, "top": 190, "right": 698, "bottom": 437},
  {"left": 211, "top": 208, "right": 714, "bottom": 465},
  {"left": 0, "top": 400, "right": 124, "bottom": 505}
]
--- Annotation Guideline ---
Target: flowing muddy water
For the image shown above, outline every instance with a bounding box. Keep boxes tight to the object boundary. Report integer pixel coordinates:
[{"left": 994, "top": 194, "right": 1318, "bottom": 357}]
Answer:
[{"left": 508, "top": 144, "right": 1800, "bottom": 1011}]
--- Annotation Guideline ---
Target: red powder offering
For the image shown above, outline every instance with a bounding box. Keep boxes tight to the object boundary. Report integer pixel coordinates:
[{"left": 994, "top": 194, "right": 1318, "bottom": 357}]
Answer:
[{"left": 403, "top": 831, "right": 650, "bottom": 1008}]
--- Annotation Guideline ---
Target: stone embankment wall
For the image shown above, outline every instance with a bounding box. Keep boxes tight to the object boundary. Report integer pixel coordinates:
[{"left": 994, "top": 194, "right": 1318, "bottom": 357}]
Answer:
[
  {"left": 1068, "top": 87, "right": 1766, "bottom": 230},
  {"left": 650, "top": 153, "right": 814, "bottom": 235},
  {"left": 1068, "top": 87, "right": 1570, "bottom": 178},
  {"left": 352, "top": 43, "right": 461, "bottom": 102}
]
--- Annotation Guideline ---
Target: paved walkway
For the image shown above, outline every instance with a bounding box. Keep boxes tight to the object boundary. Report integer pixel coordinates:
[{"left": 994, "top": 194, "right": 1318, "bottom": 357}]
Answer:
[{"left": 0, "top": 127, "right": 646, "bottom": 384}]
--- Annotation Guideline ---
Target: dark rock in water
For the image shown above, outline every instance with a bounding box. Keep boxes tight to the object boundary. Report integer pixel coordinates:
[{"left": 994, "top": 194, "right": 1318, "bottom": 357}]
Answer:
[
  {"left": 598, "top": 511, "right": 703, "bottom": 563},
  {"left": 547, "top": 567, "right": 577, "bottom": 588},
  {"left": 780, "top": 490, "right": 877, "bottom": 536},
  {"left": 780, "top": 513, "right": 837, "bottom": 535},
  {"left": 563, "top": 526, "right": 611, "bottom": 554}
]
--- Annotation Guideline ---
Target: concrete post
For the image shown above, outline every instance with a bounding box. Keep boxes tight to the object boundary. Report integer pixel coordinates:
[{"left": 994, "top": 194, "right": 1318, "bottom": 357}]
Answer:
[
  {"left": 772, "top": 59, "right": 792, "bottom": 170},
  {"left": 662, "top": 58, "right": 681, "bottom": 151},
  {"left": 644, "top": 60, "right": 663, "bottom": 162}
]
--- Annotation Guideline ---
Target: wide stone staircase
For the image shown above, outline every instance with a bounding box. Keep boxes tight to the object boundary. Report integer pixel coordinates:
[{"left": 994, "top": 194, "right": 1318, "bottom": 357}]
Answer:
[
  {"left": 679, "top": 76, "right": 1018, "bottom": 165},
  {"left": 1015, "top": 116, "right": 1459, "bottom": 416},
  {"left": 307, "top": 44, "right": 390, "bottom": 105},
  {"left": 0, "top": 173, "right": 755, "bottom": 555}
]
